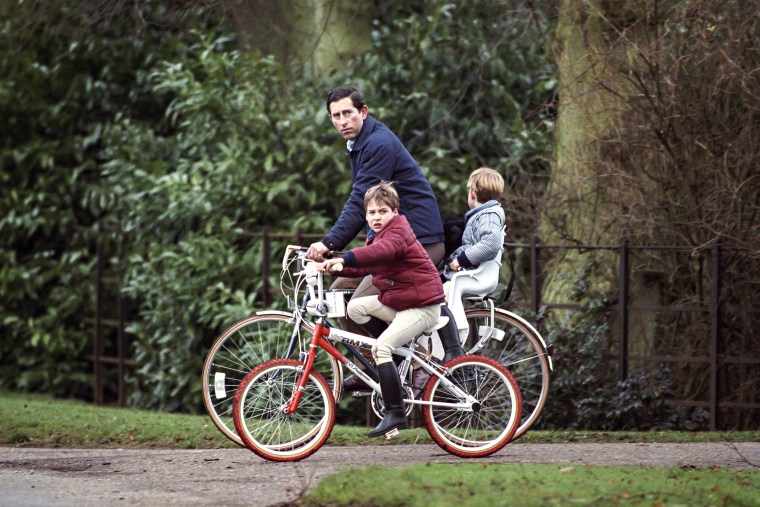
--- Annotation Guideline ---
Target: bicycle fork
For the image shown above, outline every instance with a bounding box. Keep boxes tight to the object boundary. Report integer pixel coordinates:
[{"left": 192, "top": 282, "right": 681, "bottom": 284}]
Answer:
[{"left": 283, "top": 321, "right": 364, "bottom": 415}]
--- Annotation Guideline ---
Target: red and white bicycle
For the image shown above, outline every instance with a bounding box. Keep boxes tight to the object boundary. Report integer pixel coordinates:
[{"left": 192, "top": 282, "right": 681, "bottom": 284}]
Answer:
[{"left": 231, "top": 246, "right": 522, "bottom": 461}]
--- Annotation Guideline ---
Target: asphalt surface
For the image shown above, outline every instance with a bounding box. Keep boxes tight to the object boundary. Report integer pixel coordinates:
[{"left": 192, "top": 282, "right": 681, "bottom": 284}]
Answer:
[{"left": 1, "top": 442, "right": 759, "bottom": 506}]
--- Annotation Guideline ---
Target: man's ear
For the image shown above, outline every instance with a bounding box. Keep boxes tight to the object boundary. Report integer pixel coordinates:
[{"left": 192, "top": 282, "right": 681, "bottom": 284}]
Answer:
[{"left": 360, "top": 105, "right": 369, "bottom": 119}]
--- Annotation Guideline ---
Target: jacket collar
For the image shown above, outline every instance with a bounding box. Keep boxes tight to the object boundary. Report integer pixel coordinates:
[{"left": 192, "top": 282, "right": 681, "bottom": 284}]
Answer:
[
  {"left": 346, "top": 115, "right": 377, "bottom": 156},
  {"left": 464, "top": 200, "right": 501, "bottom": 222},
  {"left": 367, "top": 213, "right": 404, "bottom": 242}
]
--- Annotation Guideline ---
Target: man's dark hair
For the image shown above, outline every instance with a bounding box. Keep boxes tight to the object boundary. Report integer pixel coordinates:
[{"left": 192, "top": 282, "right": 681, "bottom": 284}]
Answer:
[{"left": 326, "top": 86, "right": 366, "bottom": 113}]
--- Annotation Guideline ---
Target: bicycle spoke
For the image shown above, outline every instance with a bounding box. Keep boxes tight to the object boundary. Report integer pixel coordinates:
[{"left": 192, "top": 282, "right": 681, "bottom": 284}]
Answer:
[
  {"left": 464, "top": 309, "right": 550, "bottom": 438},
  {"left": 233, "top": 359, "right": 336, "bottom": 461},
  {"left": 423, "top": 356, "right": 521, "bottom": 457}
]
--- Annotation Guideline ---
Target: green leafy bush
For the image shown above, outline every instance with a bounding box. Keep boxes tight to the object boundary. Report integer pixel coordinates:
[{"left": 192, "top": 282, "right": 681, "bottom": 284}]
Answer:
[
  {"left": 2, "top": 2, "right": 557, "bottom": 416},
  {"left": 0, "top": 2, "right": 218, "bottom": 397},
  {"left": 358, "top": 1, "right": 556, "bottom": 229}
]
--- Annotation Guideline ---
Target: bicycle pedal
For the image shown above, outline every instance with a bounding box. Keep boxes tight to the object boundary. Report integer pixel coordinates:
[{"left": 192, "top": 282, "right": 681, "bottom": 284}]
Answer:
[
  {"left": 384, "top": 428, "right": 400, "bottom": 440},
  {"left": 350, "top": 390, "right": 372, "bottom": 397}
]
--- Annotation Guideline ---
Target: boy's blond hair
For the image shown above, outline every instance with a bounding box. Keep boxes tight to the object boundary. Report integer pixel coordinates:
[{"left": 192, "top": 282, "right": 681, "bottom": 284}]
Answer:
[
  {"left": 364, "top": 181, "right": 399, "bottom": 210},
  {"left": 468, "top": 167, "right": 504, "bottom": 203}
]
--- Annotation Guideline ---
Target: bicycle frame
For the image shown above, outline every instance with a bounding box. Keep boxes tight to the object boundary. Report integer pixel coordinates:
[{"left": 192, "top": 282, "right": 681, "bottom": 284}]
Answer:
[
  {"left": 275, "top": 245, "right": 552, "bottom": 377},
  {"left": 275, "top": 245, "right": 516, "bottom": 416},
  {"left": 285, "top": 319, "right": 480, "bottom": 415}
]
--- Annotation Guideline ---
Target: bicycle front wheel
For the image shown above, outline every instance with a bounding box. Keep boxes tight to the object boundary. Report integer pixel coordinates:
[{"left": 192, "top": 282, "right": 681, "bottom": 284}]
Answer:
[
  {"left": 464, "top": 308, "right": 551, "bottom": 439},
  {"left": 233, "top": 359, "right": 336, "bottom": 462},
  {"left": 422, "top": 355, "right": 521, "bottom": 458},
  {"left": 202, "top": 312, "right": 341, "bottom": 446}
]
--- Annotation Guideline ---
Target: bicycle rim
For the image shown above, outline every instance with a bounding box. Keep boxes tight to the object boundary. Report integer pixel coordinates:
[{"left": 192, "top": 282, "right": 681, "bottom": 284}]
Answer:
[
  {"left": 233, "top": 359, "right": 335, "bottom": 462},
  {"left": 464, "top": 308, "right": 550, "bottom": 438},
  {"left": 422, "top": 355, "right": 521, "bottom": 458},
  {"left": 202, "top": 313, "right": 341, "bottom": 446}
]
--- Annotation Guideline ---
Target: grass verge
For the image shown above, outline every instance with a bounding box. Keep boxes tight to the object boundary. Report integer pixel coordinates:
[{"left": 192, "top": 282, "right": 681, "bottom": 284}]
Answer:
[
  {"left": 2, "top": 389, "right": 759, "bottom": 448},
  {"left": 300, "top": 463, "right": 760, "bottom": 506},
  {"left": 3, "top": 389, "right": 759, "bottom": 505}
]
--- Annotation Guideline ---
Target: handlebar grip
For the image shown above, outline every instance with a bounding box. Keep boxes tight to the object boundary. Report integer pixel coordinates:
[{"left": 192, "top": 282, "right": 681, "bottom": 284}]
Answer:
[{"left": 331, "top": 264, "right": 343, "bottom": 272}]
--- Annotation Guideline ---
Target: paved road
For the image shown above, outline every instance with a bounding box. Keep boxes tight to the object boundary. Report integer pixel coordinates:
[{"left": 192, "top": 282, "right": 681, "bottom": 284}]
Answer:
[{"left": 1, "top": 442, "right": 759, "bottom": 506}]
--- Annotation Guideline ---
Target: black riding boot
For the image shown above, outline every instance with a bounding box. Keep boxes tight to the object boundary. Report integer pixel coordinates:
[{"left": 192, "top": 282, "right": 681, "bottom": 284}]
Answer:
[
  {"left": 367, "top": 361, "right": 408, "bottom": 437},
  {"left": 342, "top": 317, "right": 389, "bottom": 392},
  {"left": 440, "top": 305, "right": 465, "bottom": 363}
]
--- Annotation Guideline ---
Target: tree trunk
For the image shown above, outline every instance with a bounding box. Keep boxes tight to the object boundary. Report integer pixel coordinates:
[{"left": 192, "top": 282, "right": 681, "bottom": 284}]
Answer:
[
  {"left": 543, "top": 0, "right": 661, "bottom": 360},
  {"left": 227, "top": 0, "right": 372, "bottom": 74},
  {"left": 541, "top": 0, "right": 622, "bottom": 302}
]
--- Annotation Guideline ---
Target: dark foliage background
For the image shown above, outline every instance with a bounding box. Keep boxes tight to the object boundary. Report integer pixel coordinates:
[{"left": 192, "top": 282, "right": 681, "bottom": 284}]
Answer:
[
  {"left": 2, "top": 0, "right": 755, "bottom": 430},
  {"left": 1, "top": 1, "right": 556, "bottom": 415}
]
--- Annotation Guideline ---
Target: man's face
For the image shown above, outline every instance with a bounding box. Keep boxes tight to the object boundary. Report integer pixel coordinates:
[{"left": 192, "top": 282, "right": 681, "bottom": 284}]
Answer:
[
  {"left": 328, "top": 97, "right": 368, "bottom": 140},
  {"left": 365, "top": 199, "right": 398, "bottom": 233}
]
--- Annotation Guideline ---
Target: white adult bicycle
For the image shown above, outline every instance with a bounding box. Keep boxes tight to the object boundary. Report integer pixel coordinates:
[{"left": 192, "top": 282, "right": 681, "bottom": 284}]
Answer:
[{"left": 202, "top": 245, "right": 552, "bottom": 446}]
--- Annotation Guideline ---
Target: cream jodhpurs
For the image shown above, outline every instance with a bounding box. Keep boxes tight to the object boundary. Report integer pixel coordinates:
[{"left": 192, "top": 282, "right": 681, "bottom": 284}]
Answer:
[{"left": 347, "top": 295, "right": 440, "bottom": 364}]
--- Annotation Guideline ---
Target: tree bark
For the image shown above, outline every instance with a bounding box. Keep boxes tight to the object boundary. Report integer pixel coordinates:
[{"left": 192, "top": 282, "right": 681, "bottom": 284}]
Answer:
[
  {"left": 228, "top": 0, "right": 372, "bottom": 74},
  {"left": 543, "top": 0, "right": 661, "bottom": 357}
]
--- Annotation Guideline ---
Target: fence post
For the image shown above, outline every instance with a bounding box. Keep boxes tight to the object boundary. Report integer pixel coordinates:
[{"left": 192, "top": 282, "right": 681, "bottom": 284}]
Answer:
[
  {"left": 619, "top": 240, "right": 629, "bottom": 381},
  {"left": 262, "top": 227, "right": 271, "bottom": 306},
  {"left": 709, "top": 241, "right": 721, "bottom": 430},
  {"left": 117, "top": 233, "right": 127, "bottom": 406},
  {"left": 94, "top": 223, "right": 104, "bottom": 404},
  {"left": 530, "top": 236, "right": 541, "bottom": 314}
]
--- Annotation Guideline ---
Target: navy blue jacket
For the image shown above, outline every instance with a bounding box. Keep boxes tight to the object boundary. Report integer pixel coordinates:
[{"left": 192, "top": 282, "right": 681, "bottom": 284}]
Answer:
[{"left": 322, "top": 116, "right": 444, "bottom": 250}]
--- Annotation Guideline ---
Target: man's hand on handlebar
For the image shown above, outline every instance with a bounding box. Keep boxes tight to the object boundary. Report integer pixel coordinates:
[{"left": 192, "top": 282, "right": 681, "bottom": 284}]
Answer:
[
  {"left": 312, "top": 257, "right": 344, "bottom": 273},
  {"left": 307, "top": 241, "right": 330, "bottom": 261}
]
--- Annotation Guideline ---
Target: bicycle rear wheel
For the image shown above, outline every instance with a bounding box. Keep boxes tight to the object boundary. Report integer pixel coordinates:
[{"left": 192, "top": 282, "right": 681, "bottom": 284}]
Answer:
[
  {"left": 463, "top": 308, "right": 551, "bottom": 439},
  {"left": 233, "top": 359, "right": 336, "bottom": 462},
  {"left": 202, "top": 312, "right": 341, "bottom": 446},
  {"left": 422, "top": 355, "right": 521, "bottom": 458}
]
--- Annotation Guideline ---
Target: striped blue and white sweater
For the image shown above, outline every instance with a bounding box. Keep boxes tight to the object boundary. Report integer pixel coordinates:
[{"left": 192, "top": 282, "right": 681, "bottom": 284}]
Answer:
[{"left": 443, "top": 200, "right": 505, "bottom": 280}]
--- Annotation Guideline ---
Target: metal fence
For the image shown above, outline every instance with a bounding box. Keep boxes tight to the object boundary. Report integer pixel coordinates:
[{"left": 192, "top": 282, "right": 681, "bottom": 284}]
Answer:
[{"left": 84, "top": 228, "right": 759, "bottom": 429}]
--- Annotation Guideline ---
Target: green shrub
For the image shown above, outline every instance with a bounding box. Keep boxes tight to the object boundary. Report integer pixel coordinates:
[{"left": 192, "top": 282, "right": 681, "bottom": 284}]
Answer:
[{"left": 2, "top": 2, "right": 556, "bottom": 416}]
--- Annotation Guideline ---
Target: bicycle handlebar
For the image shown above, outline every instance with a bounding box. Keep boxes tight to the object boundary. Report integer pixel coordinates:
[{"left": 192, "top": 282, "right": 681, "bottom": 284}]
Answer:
[{"left": 282, "top": 244, "right": 343, "bottom": 272}]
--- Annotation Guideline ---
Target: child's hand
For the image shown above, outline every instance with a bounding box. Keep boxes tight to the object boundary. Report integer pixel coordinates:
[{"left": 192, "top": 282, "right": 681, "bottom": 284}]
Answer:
[
  {"left": 449, "top": 259, "right": 461, "bottom": 272},
  {"left": 315, "top": 258, "right": 344, "bottom": 273}
]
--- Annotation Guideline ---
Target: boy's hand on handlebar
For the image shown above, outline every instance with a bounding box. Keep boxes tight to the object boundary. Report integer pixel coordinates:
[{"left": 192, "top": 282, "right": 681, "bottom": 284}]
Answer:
[
  {"left": 307, "top": 241, "right": 329, "bottom": 261},
  {"left": 313, "top": 258, "right": 344, "bottom": 273}
]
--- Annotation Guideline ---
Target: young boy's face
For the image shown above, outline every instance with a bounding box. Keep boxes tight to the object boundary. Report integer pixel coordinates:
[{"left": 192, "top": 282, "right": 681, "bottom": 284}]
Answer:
[{"left": 366, "top": 199, "right": 398, "bottom": 233}]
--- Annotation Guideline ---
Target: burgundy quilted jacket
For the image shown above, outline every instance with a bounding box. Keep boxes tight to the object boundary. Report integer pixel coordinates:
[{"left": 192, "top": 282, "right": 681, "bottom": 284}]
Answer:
[{"left": 340, "top": 215, "right": 444, "bottom": 311}]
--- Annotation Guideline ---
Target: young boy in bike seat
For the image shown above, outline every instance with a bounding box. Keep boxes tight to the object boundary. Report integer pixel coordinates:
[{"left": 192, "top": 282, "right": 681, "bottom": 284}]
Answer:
[
  {"left": 443, "top": 167, "right": 506, "bottom": 340},
  {"left": 314, "top": 181, "right": 464, "bottom": 437}
]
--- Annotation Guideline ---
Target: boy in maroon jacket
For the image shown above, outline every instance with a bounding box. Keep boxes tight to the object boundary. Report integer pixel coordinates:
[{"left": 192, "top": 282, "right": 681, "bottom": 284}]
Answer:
[{"left": 314, "top": 181, "right": 464, "bottom": 437}]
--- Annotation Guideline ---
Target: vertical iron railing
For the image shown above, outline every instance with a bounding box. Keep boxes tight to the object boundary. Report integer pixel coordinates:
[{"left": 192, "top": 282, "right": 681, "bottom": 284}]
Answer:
[
  {"left": 79, "top": 224, "right": 135, "bottom": 406},
  {"left": 94, "top": 223, "right": 104, "bottom": 405},
  {"left": 619, "top": 240, "right": 629, "bottom": 382},
  {"left": 83, "top": 228, "right": 756, "bottom": 428},
  {"left": 709, "top": 241, "right": 721, "bottom": 430}
]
